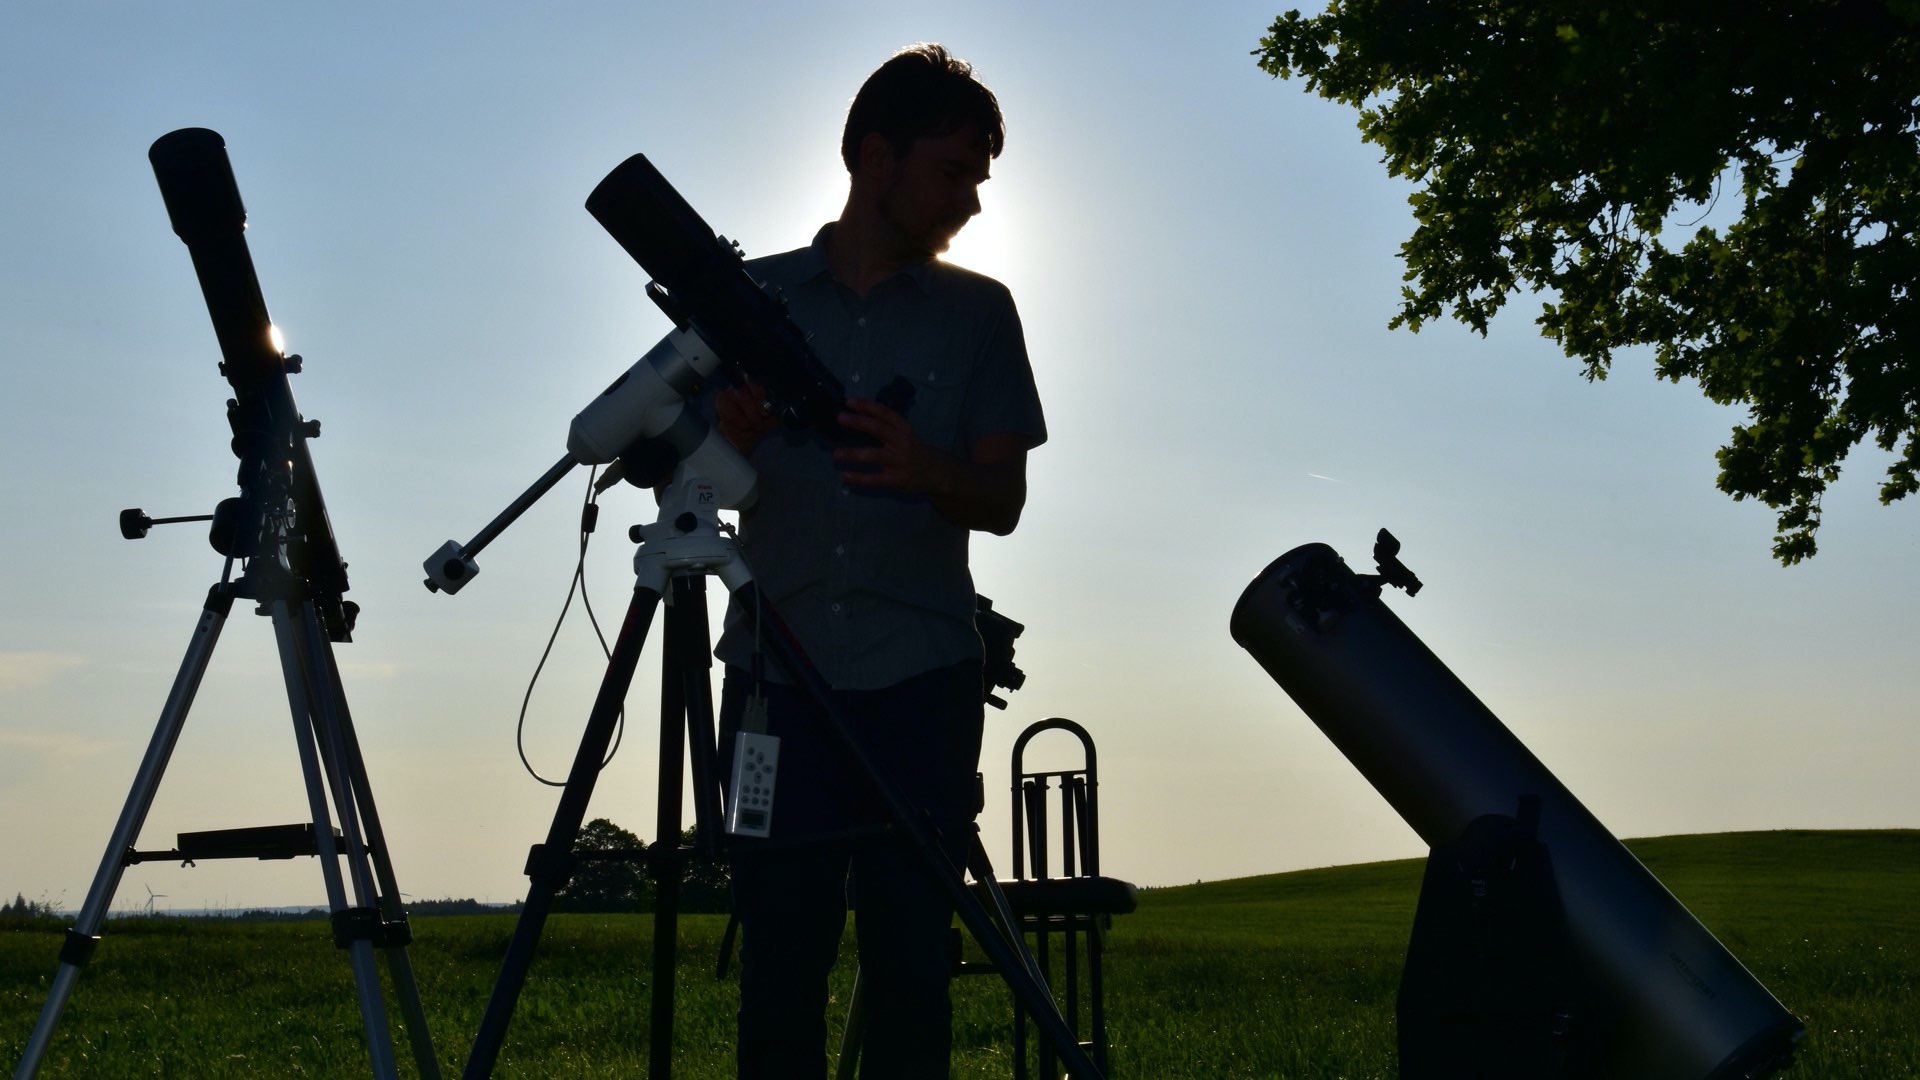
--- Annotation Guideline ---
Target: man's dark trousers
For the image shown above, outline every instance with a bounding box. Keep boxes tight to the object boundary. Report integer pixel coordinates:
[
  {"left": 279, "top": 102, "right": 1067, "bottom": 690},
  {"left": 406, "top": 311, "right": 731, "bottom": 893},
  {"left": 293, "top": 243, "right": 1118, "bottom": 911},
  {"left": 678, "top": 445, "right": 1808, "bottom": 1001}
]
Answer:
[{"left": 720, "top": 659, "right": 986, "bottom": 1080}]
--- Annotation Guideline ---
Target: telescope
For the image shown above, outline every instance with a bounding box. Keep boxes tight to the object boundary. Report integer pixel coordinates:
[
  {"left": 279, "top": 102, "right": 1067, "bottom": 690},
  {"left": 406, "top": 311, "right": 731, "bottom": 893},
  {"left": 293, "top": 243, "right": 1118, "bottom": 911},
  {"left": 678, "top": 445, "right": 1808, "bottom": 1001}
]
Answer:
[
  {"left": 423, "top": 153, "right": 855, "bottom": 595},
  {"left": 584, "top": 153, "right": 850, "bottom": 440},
  {"left": 1231, "top": 534, "right": 1803, "bottom": 1079},
  {"left": 13, "top": 128, "right": 438, "bottom": 1080},
  {"left": 148, "top": 127, "right": 354, "bottom": 640}
]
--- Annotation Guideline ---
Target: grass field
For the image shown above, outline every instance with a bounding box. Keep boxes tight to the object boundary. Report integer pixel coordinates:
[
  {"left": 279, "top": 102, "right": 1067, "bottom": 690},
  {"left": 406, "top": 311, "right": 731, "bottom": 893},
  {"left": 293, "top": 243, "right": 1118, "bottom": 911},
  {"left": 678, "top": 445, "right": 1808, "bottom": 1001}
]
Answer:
[{"left": 3, "top": 829, "right": 1914, "bottom": 1077}]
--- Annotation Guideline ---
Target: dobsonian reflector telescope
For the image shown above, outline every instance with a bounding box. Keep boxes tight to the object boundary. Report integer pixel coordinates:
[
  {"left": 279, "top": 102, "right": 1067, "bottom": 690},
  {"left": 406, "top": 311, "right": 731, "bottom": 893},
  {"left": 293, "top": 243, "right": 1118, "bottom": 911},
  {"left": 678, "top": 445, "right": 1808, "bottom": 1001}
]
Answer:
[{"left": 1230, "top": 535, "right": 1803, "bottom": 1079}]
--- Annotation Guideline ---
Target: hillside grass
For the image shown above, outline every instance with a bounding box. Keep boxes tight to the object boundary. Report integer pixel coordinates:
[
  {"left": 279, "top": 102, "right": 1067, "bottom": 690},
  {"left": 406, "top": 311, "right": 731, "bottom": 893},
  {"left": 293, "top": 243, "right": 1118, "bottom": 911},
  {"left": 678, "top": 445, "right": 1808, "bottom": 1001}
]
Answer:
[{"left": 3, "top": 829, "right": 1913, "bottom": 1077}]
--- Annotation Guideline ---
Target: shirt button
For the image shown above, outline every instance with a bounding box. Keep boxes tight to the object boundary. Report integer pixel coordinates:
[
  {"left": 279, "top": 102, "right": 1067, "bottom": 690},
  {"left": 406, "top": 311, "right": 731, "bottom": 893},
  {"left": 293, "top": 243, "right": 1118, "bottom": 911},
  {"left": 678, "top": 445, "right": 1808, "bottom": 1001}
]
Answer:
[
  {"left": 857, "top": 316, "right": 868, "bottom": 327},
  {"left": 831, "top": 602, "right": 843, "bottom": 613},
  {"left": 850, "top": 372, "right": 862, "bottom": 383},
  {"left": 835, "top": 544, "right": 846, "bottom": 556}
]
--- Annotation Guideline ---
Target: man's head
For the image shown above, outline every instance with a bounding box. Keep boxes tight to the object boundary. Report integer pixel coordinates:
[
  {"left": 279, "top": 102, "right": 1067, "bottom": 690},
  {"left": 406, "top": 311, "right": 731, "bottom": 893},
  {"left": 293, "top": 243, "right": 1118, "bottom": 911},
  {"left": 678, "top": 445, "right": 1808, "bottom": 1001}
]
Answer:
[
  {"left": 842, "top": 44, "right": 1004, "bottom": 258},
  {"left": 841, "top": 43, "right": 1004, "bottom": 174}
]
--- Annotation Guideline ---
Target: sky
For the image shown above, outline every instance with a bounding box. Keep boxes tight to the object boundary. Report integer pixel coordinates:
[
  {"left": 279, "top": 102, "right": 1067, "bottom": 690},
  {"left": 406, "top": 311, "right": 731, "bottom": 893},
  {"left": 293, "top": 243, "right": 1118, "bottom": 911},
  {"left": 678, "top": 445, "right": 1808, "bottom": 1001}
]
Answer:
[{"left": 2, "top": 3, "right": 1915, "bottom": 915}]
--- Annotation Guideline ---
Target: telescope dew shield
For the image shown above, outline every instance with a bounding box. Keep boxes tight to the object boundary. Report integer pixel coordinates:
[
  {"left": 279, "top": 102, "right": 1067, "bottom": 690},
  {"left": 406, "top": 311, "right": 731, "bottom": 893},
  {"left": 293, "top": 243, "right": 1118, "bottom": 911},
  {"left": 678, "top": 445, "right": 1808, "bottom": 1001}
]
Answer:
[
  {"left": 149, "top": 128, "right": 281, "bottom": 396},
  {"left": 1230, "top": 543, "right": 1802, "bottom": 1079}
]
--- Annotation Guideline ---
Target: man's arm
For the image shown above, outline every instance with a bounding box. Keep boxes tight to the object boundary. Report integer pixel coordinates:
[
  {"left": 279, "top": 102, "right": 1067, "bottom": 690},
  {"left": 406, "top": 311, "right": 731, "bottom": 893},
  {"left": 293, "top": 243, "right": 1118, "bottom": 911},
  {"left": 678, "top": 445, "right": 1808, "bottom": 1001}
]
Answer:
[{"left": 833, "top": 398, "right": 1033, "bottom": 535}]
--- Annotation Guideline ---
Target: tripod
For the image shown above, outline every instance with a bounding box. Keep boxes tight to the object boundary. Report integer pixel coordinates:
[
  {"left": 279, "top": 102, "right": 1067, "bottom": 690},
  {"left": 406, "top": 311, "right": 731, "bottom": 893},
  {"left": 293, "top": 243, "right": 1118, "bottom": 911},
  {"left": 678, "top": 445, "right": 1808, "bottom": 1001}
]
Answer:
[
  {"left": 460, "top": 477, "right": 1103, "bottom": 1078},
  {"left": 13, "top": 541, "right": 439, "bottom": 1079},
  {"left": 19, "top": 125, "right": 439, "bottom": 1080}
]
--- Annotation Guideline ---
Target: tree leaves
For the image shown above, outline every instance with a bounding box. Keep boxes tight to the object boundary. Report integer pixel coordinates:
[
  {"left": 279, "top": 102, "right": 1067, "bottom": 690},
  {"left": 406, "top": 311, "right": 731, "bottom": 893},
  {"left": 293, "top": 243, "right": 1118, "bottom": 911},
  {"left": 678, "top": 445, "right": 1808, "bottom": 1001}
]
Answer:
[
  {"left": 554, "top": 817, "right": 650, "bottom": 913},
  {"left": 1257, "top": 0, "right": 1920, "bottom": 561},
  {"left": 551, "top": 819, "right": 732, "bottom": 913}
]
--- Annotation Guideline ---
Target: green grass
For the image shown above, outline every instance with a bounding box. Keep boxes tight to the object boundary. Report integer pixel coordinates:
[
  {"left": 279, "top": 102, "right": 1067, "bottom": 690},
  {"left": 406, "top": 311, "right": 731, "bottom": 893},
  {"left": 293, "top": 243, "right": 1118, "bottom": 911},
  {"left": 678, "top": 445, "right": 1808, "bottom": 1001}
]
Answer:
[{"left": 3, "top": 830, "right": 1914, "bottom": 1077}]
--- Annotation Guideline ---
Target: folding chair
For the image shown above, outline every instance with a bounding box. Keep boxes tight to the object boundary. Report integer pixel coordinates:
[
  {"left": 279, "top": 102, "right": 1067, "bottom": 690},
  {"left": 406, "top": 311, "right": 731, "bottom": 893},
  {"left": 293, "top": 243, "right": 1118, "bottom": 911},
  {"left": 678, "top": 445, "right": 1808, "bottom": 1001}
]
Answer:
[{"left": 990, "top": 717, "right": 1137, "bottom": 1078}]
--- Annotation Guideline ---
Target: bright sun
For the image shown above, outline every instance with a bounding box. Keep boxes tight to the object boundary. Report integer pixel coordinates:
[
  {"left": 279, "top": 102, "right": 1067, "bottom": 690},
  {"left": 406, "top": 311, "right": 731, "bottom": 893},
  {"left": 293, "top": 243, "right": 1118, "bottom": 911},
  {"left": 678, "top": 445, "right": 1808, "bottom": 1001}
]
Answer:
[{"left": 942, "top": 192, "right": 1020, "bottom": 284}]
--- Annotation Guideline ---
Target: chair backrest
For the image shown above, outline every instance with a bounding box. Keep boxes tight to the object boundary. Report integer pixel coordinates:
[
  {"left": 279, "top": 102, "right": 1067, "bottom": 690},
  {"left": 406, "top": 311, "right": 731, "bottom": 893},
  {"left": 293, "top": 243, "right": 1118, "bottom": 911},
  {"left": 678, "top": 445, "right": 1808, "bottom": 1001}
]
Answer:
[{"left": 1009, "top": 717, "right": 1101, "bottom": 883}]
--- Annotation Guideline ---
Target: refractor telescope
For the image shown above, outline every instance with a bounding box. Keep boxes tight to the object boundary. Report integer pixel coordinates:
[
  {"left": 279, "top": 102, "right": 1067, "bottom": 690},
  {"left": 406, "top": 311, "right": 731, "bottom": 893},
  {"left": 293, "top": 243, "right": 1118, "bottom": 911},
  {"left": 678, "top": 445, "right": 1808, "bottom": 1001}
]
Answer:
[
  {"left": 422, "top": 154, "right": 852, "bottom": 595},
  {"left": 148, "top": 128, "right": 354, "bottom": 640},
  {"left": 1232, "top": 534, "right": 1803, "bottom": 1079},
  {"left": 585, "top": 154, "right": 850, "bottom": 441}
]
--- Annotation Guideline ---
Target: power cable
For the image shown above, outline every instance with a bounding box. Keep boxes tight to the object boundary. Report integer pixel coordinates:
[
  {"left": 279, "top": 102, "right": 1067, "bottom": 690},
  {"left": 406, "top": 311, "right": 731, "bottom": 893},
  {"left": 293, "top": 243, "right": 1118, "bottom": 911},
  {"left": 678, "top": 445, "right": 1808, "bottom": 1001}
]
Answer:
[{"left": 516, "top": 467, "right": 624, "bottom": 786}]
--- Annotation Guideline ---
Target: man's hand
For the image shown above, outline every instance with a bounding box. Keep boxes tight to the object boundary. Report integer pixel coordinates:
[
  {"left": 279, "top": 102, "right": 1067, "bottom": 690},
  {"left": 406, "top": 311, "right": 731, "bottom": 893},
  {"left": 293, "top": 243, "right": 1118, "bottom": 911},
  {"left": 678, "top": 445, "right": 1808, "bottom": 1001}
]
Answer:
[
  {"left": 833, "top": 398, "right": 953, "bottom": 497},
  {"left": 834, "top": 399, "right": 1032, "bottom": 535},
  {"left": 716, "top": 379, "right": 780, "bottom": 453}
]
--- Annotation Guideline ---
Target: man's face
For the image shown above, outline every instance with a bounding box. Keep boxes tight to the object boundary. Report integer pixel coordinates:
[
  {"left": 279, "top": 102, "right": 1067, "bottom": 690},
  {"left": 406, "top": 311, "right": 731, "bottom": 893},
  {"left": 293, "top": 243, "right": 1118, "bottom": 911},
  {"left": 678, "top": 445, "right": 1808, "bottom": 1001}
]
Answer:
[{"left": 876, "top": 121, "right": 991, "bottom": 257}]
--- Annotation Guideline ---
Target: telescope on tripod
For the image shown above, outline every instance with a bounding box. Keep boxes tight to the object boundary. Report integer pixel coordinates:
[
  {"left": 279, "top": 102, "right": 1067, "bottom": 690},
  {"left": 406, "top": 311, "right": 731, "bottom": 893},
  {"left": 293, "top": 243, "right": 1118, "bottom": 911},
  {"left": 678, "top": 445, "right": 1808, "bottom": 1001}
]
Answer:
[
  {"left": 421, "top": 152, "right": 858, "bottom": 598},
  {"left": 14, "top": 129, "right": 437, "bottom": 1080},
  {"left": 426, "top": 153, "right": 1103, "bottom": 1078}
]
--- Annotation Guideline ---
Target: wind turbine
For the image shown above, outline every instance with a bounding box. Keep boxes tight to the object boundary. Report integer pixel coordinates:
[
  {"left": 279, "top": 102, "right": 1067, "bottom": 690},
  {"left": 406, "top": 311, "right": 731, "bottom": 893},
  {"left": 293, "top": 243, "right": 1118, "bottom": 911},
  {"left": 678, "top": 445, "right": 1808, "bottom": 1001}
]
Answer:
[{"left": 142, "top": 884, "right": 166, "bottom": 917}]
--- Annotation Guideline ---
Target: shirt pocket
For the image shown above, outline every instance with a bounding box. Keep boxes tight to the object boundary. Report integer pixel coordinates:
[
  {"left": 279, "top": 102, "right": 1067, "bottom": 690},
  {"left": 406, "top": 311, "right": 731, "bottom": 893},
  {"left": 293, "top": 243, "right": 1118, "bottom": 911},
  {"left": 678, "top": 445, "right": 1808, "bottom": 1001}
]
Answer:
[{"left": 894, "top": 354, "right": 968, "bottom": 453}]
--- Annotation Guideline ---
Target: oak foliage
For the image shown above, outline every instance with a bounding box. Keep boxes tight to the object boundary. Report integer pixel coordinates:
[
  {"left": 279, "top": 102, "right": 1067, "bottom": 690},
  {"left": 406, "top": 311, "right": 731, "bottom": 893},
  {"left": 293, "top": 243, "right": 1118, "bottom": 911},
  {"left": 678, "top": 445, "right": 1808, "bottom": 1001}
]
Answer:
[{"left": 1258, "top": 1, "right": 1920, "bottom": 561}]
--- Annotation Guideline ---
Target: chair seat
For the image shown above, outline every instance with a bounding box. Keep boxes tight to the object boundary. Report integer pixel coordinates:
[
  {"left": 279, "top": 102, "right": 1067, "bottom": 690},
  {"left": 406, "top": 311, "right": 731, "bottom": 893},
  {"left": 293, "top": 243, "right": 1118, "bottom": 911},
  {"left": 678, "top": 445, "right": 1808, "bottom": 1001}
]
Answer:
[{"left": 986, "top": 876, "right": 1138, "bottom": 918}]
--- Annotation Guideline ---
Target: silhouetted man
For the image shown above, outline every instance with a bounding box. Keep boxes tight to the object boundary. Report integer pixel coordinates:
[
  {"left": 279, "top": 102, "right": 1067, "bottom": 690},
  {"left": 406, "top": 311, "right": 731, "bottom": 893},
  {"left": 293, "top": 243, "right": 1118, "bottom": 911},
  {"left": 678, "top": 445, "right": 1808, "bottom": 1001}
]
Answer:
[{"left": 712, "top": 42, "right": 1045, "bottom": 1080}]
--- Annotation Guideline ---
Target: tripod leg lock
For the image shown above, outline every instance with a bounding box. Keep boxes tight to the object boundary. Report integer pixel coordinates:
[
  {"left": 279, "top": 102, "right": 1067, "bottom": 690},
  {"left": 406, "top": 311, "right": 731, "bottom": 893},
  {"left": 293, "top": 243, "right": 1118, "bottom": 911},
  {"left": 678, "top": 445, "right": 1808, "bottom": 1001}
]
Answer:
[
  {"left": 58, "top": 929, "right": 101, "bottom": 967},
  {"left": 330, "top": 907, "right": 413, "bottom": 949},
  {"left": 524, "top": 842, "right": 576, "bottom": 887}
]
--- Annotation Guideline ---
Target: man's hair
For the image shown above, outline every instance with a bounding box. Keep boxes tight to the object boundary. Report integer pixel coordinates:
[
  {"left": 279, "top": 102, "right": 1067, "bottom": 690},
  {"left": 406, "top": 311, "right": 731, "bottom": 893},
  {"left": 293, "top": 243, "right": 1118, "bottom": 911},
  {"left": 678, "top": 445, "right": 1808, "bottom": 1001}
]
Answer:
[{"left": 841, "top": 43, "right": 1005, "bottom": 172}]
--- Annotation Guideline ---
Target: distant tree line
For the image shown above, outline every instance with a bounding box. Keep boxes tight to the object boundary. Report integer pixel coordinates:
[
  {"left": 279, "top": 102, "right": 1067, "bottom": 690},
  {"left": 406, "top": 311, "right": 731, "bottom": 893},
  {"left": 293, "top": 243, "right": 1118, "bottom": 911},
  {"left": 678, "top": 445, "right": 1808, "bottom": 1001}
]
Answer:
[
  {"left": 405, "top": 897, "right": 521, "bottom": 916},
  {"left": 2, "top": 892, "right": 57, "bottom": 920}
]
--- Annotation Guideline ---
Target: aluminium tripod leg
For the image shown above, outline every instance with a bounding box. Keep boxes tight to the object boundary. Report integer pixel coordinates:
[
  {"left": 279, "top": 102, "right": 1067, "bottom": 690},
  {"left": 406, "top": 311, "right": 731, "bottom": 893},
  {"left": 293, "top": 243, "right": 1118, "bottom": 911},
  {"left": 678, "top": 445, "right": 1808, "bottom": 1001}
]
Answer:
[
  {"left": 270, "top": 599, "right": 400, "bottom": 1080},
  {"left": 12, "top": 586, "right": 235, "bottom": 1080},
  {"left": 300, "top": 602, "right": 442, "bottom": 1079},
  {"left": 462, "top": 583, "right": 664, "bottom": 1080}
]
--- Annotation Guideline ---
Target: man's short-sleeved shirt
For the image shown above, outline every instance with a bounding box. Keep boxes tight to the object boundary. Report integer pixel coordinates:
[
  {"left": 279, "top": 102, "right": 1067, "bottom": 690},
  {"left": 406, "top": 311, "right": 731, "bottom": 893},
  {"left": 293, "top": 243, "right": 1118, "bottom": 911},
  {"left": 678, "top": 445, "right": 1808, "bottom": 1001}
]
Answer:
[{"left": 715, "top": 224, "right": 1046, "bottom": 690}]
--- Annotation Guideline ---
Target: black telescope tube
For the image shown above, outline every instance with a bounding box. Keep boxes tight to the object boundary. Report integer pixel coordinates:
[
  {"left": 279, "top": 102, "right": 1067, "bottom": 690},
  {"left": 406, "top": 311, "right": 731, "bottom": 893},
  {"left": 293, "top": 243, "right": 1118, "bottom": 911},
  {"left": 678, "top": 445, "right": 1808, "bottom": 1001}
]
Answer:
[
  {"left": 148, "top": 128, "right": 352, "bottom": 638},
  {"left": 149, "top": 128, "right": 282, "bottom": 396},
  {"left": 1231, "top": 543, "right": 1802, "bottom": 1079},
  {"left": 584, "top": 154, "right": 850, "bottom": 441}
]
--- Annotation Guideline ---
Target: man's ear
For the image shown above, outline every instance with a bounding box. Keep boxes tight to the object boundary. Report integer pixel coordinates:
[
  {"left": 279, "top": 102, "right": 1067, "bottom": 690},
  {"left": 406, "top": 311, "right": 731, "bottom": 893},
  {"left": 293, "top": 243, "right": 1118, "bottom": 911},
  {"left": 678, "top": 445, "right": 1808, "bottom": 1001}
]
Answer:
[{"left": 856, "top": 131, "right": 898, "bottom": 184}]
